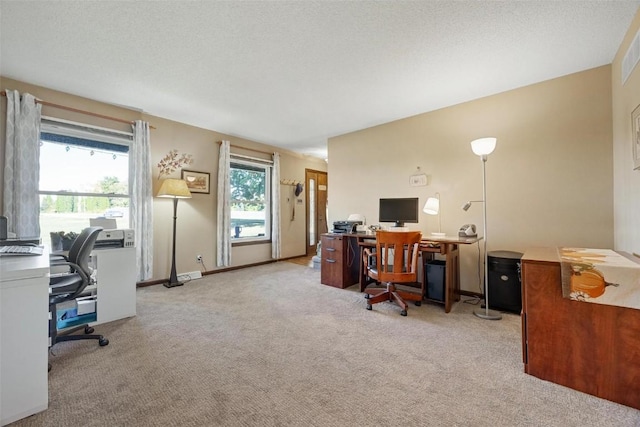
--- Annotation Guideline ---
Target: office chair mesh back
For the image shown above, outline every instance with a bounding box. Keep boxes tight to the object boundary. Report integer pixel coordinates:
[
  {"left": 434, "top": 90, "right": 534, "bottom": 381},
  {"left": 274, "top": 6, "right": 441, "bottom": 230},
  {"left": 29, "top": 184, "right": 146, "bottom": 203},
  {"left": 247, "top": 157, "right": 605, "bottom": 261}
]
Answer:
[
  {"left": 49, "top": 226, "right": 102, "bottom": 304},
  {"left": 68, "top": 226, "right": 101, "bottom": 274}
]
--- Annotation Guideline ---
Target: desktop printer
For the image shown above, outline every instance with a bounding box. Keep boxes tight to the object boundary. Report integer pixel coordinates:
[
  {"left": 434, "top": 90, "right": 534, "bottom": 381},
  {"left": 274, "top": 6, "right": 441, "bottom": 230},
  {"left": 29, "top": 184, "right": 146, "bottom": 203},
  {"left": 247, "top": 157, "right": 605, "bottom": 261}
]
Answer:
[
  {"left": 95, "top": 229, "right": 135, "bottom": 249},
  {"left": 332, "top": 220, "right": 363, "bottom": 233}
]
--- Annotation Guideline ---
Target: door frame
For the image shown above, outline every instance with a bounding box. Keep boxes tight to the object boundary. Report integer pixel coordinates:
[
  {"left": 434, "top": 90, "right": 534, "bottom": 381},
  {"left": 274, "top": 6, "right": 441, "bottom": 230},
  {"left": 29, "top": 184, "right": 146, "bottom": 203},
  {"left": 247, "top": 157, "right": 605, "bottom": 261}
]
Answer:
[{"left": 305, "top": 168, "right": 328, "bottom": 256}]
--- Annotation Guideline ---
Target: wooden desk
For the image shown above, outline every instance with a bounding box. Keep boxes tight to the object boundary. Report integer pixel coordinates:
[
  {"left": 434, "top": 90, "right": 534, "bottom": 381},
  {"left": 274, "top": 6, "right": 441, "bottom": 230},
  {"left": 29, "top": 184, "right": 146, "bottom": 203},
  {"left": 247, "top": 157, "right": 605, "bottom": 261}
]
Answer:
[
  {"left": 521, "top": 247, "right": 640, "bottom": 410},
  {"left": 353, "top": 233, "right": 481, "bottom": 313}
]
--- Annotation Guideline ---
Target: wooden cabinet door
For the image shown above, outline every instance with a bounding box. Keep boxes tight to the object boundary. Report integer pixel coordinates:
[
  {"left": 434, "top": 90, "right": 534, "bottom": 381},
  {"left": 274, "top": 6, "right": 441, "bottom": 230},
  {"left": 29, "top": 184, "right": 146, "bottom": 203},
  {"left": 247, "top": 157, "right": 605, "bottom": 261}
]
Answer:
[{"left": 522, "top": 259, "right": 640, "bottom": 410}]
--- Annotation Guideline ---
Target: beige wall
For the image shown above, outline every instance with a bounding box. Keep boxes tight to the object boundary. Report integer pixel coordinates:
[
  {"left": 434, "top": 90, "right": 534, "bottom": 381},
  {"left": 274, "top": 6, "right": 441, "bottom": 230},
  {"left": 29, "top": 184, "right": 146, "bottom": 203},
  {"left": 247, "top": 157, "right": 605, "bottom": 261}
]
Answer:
[
  {"left": 328, "top": 66, "right": 614, "bottom": 293},
  {"left": 612, "top": 8, "right": 640, "bottom": 255},
  {"left": 144, "top": 113, "right": 326, "bottom": 277},
  {"left": 0, "top": 77, "right": 326, "bottom": 281}
]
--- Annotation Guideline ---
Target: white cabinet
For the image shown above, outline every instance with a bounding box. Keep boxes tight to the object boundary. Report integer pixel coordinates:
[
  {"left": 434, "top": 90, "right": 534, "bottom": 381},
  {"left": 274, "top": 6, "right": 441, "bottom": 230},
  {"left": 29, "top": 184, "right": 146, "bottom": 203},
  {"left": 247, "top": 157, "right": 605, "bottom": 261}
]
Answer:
[
  {"left": 92, "top": 247, "right": 136, "bottom": 325},
  {"left": 1, "top": 253, "right": 49, "bottom": 426}
]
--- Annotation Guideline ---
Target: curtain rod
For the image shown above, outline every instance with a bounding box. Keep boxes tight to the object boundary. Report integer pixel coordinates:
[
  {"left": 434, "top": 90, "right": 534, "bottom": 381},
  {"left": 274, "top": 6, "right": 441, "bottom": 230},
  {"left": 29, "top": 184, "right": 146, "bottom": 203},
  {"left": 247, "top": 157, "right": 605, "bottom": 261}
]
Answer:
[
  {"left": 1, "top": 90, "right": 156, "bottom": 129},
  {"left": 220, "top": 141, "right": 274, "bottom": 157},
  {"left": 232, "top": 152, "right": 274, "bottom": 165}
]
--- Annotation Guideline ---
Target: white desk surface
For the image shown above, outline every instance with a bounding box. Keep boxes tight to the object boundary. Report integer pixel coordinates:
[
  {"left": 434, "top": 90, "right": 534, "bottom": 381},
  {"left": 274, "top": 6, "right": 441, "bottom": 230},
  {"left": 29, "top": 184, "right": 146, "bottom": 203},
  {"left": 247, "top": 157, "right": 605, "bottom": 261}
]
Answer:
[{"left": 0, "top": 248, "right": 50, "bottom": 285}]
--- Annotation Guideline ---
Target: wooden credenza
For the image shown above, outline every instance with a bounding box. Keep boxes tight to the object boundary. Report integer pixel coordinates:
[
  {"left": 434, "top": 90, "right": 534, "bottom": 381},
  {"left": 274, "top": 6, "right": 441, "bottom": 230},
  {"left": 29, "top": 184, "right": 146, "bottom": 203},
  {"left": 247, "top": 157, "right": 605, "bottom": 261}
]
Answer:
[
  {"left": 320, "top": 234, "right": 361, "bottom": 288},
  {"left": 521, "top": 247, "right": 640, "bottom": 410}
]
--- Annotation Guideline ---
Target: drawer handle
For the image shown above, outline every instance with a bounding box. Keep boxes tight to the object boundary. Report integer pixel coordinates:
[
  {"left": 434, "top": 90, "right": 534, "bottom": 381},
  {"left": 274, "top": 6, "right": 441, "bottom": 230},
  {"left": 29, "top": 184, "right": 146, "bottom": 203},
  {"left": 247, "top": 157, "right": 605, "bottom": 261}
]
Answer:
[
  {"left": 326, "top": 248, "right": 336, "bottom": 252},
  {"left": 325, "top": 236, "right": 336, "bottom": 240},
  {"left": 326, "top": 259, "right": 336, "bottom": 263}
]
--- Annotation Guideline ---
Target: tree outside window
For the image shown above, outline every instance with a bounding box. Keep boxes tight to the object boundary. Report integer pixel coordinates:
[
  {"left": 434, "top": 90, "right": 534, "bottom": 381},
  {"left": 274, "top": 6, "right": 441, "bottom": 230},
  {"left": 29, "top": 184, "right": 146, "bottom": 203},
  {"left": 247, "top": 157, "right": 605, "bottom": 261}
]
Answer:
[{"left": 230, "top": 161, "right": 270, "bottom": 241}]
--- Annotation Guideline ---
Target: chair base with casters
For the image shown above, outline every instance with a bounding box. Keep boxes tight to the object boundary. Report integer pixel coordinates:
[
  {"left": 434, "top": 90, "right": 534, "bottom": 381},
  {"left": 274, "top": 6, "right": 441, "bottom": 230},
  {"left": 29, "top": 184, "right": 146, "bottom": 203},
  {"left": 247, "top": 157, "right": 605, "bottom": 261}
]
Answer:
[
  {"left": 48, "top": 303, "right": 108, "bottom": 372},
  {"left": 48, "top": 304, "right": 109, "bottom": 347},
  {"left": 365, "top": 284, "right": 422, "bottom": 316}
]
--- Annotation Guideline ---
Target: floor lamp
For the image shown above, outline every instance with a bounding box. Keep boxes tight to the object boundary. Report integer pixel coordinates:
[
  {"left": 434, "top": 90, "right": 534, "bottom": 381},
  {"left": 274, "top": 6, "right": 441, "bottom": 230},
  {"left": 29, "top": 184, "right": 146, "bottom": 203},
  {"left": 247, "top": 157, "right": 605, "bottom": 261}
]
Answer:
[
  {"left": 468, "top": 137, "right": 501, "bottom": 320},
  {"left": 157, "top": 178, "right": 192, "bottom": 288}
]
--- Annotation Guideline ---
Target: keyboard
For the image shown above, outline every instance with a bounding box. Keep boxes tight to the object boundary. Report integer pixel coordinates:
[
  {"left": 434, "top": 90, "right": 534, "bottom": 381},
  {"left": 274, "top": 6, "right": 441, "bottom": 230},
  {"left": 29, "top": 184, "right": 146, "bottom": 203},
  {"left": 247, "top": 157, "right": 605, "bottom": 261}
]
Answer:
[{"left": 0, "top": 245, "right": 44, "bottom": 256}]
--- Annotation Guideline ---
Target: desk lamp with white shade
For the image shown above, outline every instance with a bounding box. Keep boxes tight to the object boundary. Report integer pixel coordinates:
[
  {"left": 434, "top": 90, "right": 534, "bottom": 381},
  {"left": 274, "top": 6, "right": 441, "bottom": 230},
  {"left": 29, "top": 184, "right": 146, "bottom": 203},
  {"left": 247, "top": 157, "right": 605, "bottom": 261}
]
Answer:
[{"left": 423, "top": 192, "right": 445, "bottom": 237}]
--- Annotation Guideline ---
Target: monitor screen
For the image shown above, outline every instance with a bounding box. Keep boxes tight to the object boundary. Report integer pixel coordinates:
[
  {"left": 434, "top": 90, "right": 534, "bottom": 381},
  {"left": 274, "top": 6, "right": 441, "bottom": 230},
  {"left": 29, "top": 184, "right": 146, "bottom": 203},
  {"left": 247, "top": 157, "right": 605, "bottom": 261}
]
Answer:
[{"left": 379, "top": 197, "right": 419, "bottom": 227}]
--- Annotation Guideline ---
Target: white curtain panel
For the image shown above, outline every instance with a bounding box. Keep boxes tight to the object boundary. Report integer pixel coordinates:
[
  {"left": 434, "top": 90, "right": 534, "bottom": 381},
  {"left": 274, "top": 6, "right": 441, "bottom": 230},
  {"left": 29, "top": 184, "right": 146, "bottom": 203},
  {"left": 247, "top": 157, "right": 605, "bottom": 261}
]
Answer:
[
  {"left": 217, "top": 140, "right": 231, "bottom": 266},
  {"left": 271, "top": 152, "right": 281, "bottom": 259},
  {"left": 3, "top": 90, "right": 41, "bottom": 238},
  {"left": 130, "top": 120, "right": 154, "bottom": 281}
]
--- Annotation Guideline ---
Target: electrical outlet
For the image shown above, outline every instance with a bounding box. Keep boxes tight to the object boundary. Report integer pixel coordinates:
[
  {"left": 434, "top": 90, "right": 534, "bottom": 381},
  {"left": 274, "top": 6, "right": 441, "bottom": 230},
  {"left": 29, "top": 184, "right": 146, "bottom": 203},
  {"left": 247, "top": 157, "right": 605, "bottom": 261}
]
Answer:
[{"left": 196, "top": 255, "right": 202, "bottom": 263}]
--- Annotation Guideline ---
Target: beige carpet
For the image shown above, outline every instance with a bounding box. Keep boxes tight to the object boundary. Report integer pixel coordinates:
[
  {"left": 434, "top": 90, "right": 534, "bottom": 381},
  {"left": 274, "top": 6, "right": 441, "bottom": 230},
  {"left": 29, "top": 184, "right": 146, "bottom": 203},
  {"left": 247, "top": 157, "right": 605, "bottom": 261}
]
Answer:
[{"left": 13, "top": 262, "right": 640, "bottom": 426}]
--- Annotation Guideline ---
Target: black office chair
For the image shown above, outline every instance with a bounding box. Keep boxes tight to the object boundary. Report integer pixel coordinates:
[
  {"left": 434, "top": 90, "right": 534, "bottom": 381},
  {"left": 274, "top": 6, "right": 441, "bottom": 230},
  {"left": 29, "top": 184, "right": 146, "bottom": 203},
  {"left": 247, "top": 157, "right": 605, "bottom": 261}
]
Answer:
[{"left": 49, "top": 226, "right": 109, "bottom": 348}]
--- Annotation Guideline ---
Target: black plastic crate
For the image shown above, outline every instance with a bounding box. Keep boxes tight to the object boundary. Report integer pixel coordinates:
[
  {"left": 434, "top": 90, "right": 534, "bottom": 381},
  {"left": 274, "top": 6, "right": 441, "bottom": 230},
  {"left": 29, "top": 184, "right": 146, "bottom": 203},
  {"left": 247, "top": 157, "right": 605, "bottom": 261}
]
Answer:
[
  {"left": 424, "top": 260, "right": 446, "bottom": 302},
  {"left": 487, "top": 250, "right": 523, "bottom": 314}
]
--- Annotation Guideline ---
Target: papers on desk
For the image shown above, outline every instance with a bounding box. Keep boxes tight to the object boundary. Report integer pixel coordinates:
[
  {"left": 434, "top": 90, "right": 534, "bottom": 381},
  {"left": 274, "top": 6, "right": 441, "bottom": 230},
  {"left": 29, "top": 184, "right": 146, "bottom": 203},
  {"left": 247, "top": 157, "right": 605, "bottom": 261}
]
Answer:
[
  {"left": 559, "top": 247, "right": 640, "bottom": 310},
  {"left": 0, "top": 245, "right": 44, "bottom": 256}
]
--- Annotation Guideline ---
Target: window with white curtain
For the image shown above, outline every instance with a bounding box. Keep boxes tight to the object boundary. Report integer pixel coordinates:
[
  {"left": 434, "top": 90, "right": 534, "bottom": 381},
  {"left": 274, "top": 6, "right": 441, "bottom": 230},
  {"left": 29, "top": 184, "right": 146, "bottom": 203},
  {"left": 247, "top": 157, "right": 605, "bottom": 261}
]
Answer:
[
  {"left": 39, "top": 117, "right": 132, "bottom": 240},
  {"left": 230, "top": 156, "right": 271, "bottom": 242}
]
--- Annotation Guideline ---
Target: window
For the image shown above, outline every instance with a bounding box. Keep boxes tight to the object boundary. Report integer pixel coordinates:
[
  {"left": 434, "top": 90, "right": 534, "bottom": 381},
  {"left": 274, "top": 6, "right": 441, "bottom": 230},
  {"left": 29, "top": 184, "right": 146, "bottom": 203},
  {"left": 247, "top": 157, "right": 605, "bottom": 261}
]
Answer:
[
  {"left": 229, "top": 157, "right": 271, "bottom": 242},
  {"left": 39, "top": 117, "right": 131, "bottom": 242}
]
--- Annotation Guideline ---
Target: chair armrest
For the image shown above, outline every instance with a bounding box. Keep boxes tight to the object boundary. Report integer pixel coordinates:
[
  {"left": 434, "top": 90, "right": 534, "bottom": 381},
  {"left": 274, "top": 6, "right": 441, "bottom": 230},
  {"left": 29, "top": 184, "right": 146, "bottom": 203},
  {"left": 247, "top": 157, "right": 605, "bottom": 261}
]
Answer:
[
  {"left": 49, "top": 261, "right": 91, "bottom": 300},
  {"left": 50, "top": 261, "right": 89, "bottom": 283},
  {"left": 50, "top": 253, "right": 69, "bottom": 265},
  {"left": 362, "top": 247, "right": 372, "bottom": 263},
  {"left": 362, "top": 248, "right": 376, "bottom": 268}
]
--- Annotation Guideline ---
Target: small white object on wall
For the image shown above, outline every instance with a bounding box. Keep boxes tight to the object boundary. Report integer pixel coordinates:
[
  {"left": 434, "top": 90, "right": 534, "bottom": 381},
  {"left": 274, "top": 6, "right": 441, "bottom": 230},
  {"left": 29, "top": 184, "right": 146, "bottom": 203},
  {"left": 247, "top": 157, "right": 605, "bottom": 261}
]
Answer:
[
  {"left": 410, "top": 173, "right": 428, "bottom": 187},
  {"left": 409, "top": 167, "right": 428, "bottom": 187}
]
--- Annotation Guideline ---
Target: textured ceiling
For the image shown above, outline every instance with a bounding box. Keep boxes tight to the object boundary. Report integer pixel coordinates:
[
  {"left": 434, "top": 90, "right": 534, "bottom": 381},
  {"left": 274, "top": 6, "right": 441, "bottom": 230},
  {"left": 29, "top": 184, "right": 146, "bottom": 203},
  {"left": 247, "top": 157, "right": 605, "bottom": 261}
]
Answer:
[{"left": 1, "top": 1, "right": 639, "bottom": 159}]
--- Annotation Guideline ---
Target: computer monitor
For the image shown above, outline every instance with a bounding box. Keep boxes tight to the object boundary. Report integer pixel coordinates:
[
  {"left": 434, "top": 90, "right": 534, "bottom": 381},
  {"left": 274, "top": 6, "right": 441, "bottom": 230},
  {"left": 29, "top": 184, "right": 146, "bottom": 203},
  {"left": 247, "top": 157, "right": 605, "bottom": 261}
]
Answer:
[{"left": 379, "top": 197, "right": 419, "bottom": 227}]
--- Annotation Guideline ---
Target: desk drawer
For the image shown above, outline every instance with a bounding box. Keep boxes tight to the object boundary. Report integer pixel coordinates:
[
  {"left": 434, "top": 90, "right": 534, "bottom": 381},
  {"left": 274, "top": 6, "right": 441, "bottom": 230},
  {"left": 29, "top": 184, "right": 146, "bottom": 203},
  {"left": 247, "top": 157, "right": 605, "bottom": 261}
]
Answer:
[
  {"left": 321, "top": 234, "right": 348, "bottom": 288},
  {"left": 321, "top": 235, "right": 343, "bottom": 252}
]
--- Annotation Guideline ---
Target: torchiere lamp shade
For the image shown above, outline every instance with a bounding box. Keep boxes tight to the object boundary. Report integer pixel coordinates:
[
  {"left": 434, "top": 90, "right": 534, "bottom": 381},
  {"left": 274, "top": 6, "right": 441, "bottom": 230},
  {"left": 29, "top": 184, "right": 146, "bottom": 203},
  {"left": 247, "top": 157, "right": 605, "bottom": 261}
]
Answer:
[
  {"left": 158, "top": 178, "right": 192, "bottom": 199},
  {"left": 470, "top": 137, "right": 497, "bottom": 156}
]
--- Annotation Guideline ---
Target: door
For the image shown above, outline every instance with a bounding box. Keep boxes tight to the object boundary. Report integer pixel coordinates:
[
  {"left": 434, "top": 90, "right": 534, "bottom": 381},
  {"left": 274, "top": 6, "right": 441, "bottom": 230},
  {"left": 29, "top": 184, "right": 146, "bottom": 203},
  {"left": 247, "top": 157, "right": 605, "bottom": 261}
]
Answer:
[{"left": 305, "top": 169, "right": 328, "bottom": 256}]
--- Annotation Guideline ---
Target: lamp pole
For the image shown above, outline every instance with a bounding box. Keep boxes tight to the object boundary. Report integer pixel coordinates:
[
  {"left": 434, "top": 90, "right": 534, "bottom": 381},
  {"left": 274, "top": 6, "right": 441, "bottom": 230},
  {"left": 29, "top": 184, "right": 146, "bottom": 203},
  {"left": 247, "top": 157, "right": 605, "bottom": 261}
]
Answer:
[
  {"left": 165, "top": 197, "right": 182, "bottom": 288},
  {"left": 474, "top": 153, "right": 501, "bottom": 320},
  {"left": 157, "top": 178, "right": 191, "bottom": 288},
  {"left": 436, "top": 193, "right": 442, "bottom": 234}
]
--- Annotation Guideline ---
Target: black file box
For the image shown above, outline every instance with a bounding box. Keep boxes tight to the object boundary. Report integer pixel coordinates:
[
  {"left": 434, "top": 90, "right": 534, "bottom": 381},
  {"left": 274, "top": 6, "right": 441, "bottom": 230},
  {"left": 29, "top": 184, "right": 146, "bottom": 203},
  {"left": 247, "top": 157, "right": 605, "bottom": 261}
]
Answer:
[
  {"left": 424, "top": 260, "right": 446, "bottom": 302},
  {"left": 487, "top": 250, "right": 523, "bottom": 314}
]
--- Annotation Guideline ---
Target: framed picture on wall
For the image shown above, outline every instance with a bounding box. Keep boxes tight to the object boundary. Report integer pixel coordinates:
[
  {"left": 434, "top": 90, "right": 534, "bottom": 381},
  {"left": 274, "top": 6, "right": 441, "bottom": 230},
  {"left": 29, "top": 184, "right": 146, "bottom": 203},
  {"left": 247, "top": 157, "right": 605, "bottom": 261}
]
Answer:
[
  {"left": 633, "top": 104, "right": 640, "bottom": 170},
  {"left": 181, "top": 169, "right": 210, "bottom": 194}
]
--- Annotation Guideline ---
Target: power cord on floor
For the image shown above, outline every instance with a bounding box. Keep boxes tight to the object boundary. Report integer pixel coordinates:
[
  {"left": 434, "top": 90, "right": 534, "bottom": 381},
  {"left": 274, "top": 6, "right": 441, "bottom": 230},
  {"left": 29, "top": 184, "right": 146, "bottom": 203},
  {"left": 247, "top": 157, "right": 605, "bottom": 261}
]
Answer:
[{"left": 463, "top": 296, "right": 481, "bottom": 306}]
